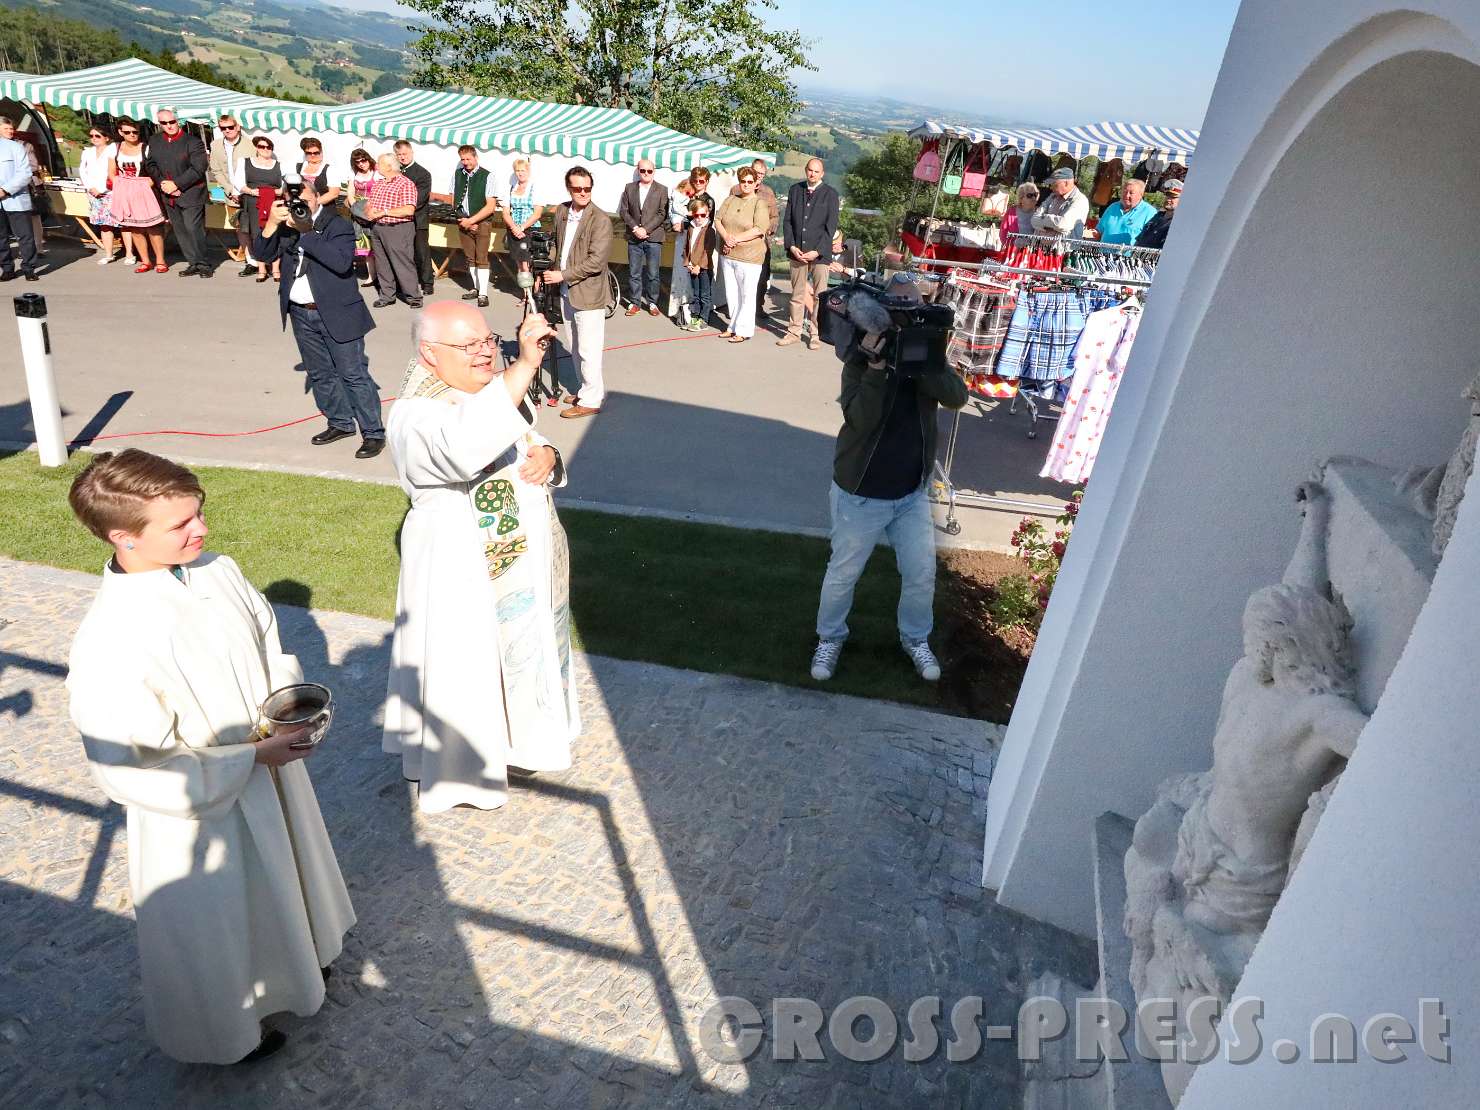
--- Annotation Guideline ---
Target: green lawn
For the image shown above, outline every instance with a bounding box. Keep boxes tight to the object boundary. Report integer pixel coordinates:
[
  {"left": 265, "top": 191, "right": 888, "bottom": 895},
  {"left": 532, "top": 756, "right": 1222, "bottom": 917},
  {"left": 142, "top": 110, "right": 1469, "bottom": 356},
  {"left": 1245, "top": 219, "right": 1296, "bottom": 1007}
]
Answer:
[{"left": 0, "top": 453, "right": 972, "bottom": 714}]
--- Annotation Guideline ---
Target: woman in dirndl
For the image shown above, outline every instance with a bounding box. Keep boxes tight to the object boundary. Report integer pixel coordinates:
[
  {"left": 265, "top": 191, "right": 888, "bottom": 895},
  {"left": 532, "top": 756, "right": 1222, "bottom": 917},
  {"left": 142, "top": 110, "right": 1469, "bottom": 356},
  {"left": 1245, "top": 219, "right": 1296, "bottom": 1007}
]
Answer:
[
  {"left": 107, "top": 117, "right": 169, "bottom": 274},
  {"left": 347, "top": 148, "right": 382, "bottom": 288},
  {"left": 78, "top": 124, "right": 120, "bottom": 265}
]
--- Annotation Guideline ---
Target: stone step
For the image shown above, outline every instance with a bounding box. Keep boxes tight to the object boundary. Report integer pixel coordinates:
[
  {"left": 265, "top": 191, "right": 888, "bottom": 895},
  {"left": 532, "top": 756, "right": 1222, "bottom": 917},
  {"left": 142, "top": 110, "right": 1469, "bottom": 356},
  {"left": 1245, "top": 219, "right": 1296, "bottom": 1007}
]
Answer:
[
  {"left": 1021, "top": 971, "right": 1109, "bottom": 1110},
  {"left": 1093, "top": 812, "right": 1173, "bottom": 1110}
]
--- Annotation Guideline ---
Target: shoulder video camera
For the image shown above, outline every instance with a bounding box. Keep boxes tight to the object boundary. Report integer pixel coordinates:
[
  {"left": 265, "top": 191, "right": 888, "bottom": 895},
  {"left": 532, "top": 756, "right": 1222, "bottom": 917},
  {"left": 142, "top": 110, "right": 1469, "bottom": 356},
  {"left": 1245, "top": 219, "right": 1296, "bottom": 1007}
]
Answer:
[
  {"left": 818, "top": 277, "right": 954, "bottom": 377},
  {"left": 526, "top": 228, "right": 556, "bottom": 274}
]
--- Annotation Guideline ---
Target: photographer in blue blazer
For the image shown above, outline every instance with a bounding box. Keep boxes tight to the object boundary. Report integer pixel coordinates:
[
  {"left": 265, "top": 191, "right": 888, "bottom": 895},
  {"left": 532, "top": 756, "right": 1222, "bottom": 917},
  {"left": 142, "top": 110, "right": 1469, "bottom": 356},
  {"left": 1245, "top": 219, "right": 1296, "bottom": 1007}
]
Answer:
[
  {"left": 254, "top": 175, "right": 385, "bottom": 459},
  {"left": 0, "top": 115, "right": 39, "bottom": 282}
]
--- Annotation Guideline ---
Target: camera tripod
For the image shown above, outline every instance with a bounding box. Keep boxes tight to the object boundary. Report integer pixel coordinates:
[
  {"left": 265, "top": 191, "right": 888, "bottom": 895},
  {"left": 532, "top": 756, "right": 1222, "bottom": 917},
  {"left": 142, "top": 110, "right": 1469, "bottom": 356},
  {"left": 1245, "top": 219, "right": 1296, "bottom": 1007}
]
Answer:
[{"left": 521, "top": 276, "right": 564, "bottom": 407}]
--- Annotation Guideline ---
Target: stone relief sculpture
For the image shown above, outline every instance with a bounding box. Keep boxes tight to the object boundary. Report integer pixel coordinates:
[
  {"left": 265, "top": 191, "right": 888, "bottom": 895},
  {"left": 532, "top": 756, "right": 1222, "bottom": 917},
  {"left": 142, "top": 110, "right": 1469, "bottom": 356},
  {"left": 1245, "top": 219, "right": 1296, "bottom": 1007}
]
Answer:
[
  {"left": 1119, "top": 383, "right": 1473, "bottom": 1104},
  {"left": 1123, "top": 478, "right": 1369, "bottom": 1104}
]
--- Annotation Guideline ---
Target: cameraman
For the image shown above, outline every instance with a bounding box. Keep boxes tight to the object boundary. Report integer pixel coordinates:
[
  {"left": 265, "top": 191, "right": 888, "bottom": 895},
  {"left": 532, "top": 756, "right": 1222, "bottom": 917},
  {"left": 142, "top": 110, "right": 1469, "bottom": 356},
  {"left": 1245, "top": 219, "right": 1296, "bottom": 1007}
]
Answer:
[
  {"left": 543, "top": 165, "right": 613, "bottom": 419},
  {"left": 809, "top": 279, "right": 967, "bottom": 684},
  {"left": 254, "top": 177, "right": 385, "bottom": 459}
]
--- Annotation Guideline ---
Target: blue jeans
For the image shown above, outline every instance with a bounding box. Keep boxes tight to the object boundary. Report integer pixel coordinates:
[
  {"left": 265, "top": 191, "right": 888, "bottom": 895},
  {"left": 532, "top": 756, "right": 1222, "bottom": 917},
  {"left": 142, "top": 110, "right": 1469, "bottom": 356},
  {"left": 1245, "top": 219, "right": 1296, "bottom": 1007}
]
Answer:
[
  {"left": 289, "top": 305, "right": 384, "bottom": 437},
  {"left": 816, "top": 482, "right": 935, "bottom": 644},
  {"left": 690, "top": 268, "right": 713, "bottom": 324},
  {"left": 627, "top": 239, "right": 661, "bottom": 306}
]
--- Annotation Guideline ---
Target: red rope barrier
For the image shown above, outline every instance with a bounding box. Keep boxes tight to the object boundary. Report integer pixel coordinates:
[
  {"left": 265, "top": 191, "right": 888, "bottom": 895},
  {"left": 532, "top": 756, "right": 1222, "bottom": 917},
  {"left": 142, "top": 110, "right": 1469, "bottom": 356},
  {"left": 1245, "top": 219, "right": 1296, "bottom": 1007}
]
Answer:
[{"left": 71, "top": 331, "right": 719, "bottom": 446}]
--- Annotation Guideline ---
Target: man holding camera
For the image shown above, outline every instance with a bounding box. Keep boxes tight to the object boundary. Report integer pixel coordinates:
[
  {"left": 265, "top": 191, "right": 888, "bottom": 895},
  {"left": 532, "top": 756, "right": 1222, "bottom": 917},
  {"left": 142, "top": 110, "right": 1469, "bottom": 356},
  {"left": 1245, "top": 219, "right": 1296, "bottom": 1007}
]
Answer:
[
  {"left": 809, "top": 279, "right": 967, "bottom": 684},
  {"left": 254, "top": 177, "right": 385, "bottom": 459},
  {"left": 543, "top": 165, "right": 613, "bottom": 419}
]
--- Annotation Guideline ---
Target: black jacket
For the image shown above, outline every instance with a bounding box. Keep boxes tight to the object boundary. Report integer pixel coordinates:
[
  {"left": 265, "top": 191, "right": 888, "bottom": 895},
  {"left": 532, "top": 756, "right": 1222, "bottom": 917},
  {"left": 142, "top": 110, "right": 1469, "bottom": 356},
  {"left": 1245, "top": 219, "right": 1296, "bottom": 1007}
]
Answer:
[
  {"left": 253, "top": 208, "right": 375, "bottom": 345},
  {"left": 144, "top": 132, "right": 208, "bottom": 209},
  {"left": 1135, "top": 210, "right": 1173, "bottom": 250},
  {"left": 401, "top": 162, "right": 433, "bottom": 228},
  {"left": 833, "top": 351, "right": 967, "bottom": 494},
  {"left": 783, "top": 181, "right": 841, "bottom": 262}
]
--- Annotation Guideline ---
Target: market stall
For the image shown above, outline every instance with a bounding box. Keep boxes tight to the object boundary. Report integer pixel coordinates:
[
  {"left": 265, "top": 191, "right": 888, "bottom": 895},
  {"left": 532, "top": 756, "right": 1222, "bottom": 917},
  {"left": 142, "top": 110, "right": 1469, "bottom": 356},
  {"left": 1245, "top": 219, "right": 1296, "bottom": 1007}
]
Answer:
[
  {"left": 886, "top": 119, "right": 1196, "bottom": 529},
  {"left": 0, "top": 58, "right": 772, "bottom": 270},
  {"left": 894, "top": 118, "right": 1199, "bottom": 267}
]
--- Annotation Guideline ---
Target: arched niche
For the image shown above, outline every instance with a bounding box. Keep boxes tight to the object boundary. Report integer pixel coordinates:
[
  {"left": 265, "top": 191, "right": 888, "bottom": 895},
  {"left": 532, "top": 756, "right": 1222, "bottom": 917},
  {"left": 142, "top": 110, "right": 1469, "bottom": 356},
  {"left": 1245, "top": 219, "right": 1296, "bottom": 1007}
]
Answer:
[{"left": 987, "top": 38, "right": 1480, "bottom": 935}]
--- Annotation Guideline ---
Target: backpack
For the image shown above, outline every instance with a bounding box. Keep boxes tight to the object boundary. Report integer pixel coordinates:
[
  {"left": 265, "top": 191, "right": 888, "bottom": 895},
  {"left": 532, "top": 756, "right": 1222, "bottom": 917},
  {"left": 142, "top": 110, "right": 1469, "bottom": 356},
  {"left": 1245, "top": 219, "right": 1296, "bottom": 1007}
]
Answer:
[{"left": 913, "top": 139, "right": 941, "bottom": 183}]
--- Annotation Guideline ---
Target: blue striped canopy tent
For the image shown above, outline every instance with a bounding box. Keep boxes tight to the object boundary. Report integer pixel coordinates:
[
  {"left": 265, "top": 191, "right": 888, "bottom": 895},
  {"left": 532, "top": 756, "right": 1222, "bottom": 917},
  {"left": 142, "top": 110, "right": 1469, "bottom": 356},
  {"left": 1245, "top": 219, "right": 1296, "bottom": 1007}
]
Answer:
[
  {"left": 0, "top": 59, "right": 320, "bottom": 127},
  {"left": 909, "top": 119, "right": 1198, "bottom": 166},
  {"left": 257, "top": 87, "right": 772, "bottom": 172}
]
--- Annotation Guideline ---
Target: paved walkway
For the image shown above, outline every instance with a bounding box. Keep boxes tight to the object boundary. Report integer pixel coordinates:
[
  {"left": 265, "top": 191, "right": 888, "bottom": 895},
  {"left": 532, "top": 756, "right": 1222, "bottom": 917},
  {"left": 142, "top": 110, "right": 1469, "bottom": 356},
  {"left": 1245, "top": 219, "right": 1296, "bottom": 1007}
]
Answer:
[
  {"left": 0, "top": 239, "right": 1072, "bottom": 550},
  {"left": 0, "top": 557, "right": 1092, "bottom": 1108}
]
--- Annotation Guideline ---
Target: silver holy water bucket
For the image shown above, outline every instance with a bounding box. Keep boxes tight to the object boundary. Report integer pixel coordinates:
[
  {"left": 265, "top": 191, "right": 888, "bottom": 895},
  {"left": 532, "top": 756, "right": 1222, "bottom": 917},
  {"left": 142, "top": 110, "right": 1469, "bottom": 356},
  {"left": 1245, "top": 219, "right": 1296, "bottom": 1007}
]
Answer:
[{"left": 255, "top": 683, "right": 334, "bottom": 749}]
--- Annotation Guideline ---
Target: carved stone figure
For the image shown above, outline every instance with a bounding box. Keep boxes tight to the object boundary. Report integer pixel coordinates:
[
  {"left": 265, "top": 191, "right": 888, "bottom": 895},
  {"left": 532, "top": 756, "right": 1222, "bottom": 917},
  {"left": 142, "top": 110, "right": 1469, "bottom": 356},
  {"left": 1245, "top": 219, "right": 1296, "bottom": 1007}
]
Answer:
[{"left": 1123, "top": 478, "right": 1369, "bottom": 1104}]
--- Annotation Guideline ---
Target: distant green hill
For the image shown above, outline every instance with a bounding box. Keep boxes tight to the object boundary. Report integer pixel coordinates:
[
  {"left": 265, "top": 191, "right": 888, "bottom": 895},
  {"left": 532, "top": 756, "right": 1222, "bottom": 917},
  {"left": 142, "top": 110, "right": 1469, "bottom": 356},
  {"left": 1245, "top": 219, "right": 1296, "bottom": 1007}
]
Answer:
[{"left": 0, "top": 0, "right": 418, "bottom": 102}]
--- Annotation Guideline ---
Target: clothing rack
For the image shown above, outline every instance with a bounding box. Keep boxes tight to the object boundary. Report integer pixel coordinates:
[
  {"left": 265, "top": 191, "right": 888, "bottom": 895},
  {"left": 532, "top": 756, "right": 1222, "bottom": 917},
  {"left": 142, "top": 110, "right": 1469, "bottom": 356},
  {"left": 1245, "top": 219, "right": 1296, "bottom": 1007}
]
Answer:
[{"left": 919, "top": 258, "right": 1148, "bottom": 535}]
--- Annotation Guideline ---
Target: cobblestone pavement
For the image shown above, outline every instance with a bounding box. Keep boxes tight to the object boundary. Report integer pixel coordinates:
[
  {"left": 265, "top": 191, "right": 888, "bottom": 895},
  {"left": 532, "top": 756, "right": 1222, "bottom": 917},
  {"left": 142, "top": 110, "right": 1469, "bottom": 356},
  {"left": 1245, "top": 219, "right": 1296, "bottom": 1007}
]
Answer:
[{"left": 0, "top": 557, "right": 1093, "bottom": 1109}]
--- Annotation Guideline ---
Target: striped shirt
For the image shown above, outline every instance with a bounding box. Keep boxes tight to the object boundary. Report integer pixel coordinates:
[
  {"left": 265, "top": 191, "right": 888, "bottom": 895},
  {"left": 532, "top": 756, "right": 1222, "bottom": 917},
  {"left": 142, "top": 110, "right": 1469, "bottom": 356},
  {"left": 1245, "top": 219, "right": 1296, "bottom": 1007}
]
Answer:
[{"left": 368, "top": 174, "right": 417, "bottom": 224}]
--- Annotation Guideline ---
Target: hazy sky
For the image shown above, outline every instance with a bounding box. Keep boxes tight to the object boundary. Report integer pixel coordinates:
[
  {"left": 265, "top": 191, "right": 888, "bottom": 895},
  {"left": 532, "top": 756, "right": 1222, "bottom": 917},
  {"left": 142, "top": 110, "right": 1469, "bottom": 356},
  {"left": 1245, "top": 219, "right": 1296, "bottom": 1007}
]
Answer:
[{"left": 329, "top": 0, "right": 1240, "bottom": 130}]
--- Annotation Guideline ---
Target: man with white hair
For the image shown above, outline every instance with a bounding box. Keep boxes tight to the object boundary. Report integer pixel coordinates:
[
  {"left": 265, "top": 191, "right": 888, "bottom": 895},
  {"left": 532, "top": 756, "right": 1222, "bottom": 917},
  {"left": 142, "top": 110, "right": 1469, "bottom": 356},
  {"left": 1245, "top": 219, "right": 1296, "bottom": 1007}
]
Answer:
[
  {"left": 382, "top": 306, "right": 580, "bottom": 812},
  {"left": 1095, "top": 177, "right": 1158, "bottom": 245},
  {"left": 1031, "top": 166, "right": 1089, "bottom": 241}
]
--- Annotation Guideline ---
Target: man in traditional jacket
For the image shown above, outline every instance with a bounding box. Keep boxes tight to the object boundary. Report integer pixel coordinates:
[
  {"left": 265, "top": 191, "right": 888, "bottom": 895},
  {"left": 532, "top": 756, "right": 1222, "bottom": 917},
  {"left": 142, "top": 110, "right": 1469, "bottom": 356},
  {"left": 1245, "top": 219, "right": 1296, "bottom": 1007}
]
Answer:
[
  {"left": 66, "top": 449, "right": 355, "bottom": 1064},
  {"left": 430, "top": 144, "right": 497, "bottom": 307},
  {"left": 383, "top": 305, "right": 580, "bottom": 812}
]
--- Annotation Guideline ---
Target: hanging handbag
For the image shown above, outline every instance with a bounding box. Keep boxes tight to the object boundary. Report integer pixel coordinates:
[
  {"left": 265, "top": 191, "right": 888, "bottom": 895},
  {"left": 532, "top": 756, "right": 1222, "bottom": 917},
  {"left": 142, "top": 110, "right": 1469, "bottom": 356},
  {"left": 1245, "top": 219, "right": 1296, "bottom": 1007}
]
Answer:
[
  {"left": 913, "top": 138, "right": 942, "bottom": 183},
  {"left": 979, "top": 185, "right": 1009, "bottom": 218},
  {"left": 941, "top": 144, "right": 966, "bottom": 196},
  {"left": 959, "top": 144, "right": 990, "bottom": 198},
  {"left": 983, "top": 224, "right": 1002, "bottom": 252}
]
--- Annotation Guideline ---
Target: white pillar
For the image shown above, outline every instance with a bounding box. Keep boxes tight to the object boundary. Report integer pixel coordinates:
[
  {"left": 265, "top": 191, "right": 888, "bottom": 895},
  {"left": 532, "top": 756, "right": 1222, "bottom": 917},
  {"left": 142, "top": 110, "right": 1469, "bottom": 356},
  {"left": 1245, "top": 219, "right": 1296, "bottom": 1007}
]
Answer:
[{"left": 14, "top": 293, "right": 66, "bottom": 467}]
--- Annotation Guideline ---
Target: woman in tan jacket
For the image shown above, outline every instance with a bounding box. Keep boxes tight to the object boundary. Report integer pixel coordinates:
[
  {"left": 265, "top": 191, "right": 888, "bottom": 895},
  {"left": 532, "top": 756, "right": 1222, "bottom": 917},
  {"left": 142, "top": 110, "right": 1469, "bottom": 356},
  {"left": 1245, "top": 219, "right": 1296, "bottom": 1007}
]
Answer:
[{"left": 714, "top": 166, "right": 768, "bottom": 342}]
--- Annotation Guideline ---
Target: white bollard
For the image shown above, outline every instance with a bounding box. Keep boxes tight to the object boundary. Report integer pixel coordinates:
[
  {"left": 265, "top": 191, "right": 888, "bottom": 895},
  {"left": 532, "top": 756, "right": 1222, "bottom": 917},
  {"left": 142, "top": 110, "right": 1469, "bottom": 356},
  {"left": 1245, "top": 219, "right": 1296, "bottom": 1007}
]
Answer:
[{"left": 14, "top": 293, "right": 66, "bottom": 467}]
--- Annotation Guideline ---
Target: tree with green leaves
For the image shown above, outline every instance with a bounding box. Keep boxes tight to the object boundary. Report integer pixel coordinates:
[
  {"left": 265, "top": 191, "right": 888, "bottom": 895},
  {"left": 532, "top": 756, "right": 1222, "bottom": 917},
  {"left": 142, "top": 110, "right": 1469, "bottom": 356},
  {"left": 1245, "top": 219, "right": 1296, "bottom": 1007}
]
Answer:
[
  {"left": 401, "top": 0, "right": 812, "bottom": 151},
  {"left": 0, "top": 8, "right": 129, "bottom": 74},
  {"left": 370, "top": 70, "right": 407, "bottom": 97},
  {"left": 841, "top": 132, "right": 989, "bottom": 258}
]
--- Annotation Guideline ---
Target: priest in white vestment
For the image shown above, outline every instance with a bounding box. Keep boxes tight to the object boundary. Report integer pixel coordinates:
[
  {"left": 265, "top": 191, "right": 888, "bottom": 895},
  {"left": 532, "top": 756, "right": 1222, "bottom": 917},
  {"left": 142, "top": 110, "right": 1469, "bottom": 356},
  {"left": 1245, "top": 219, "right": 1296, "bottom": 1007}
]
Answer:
[
  {"left": 64, "top": 450, "right": 355, "bottom": 1065},
  {"left": 384, "top": 305, "right": 581, "bottom": 812}
]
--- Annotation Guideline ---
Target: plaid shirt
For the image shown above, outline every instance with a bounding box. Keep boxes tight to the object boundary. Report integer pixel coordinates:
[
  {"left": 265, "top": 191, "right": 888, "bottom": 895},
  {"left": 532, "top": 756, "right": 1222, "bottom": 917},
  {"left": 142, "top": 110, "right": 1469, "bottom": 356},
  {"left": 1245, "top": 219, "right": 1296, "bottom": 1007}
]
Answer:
[
  {"left": 996, "top": 287, "right": 1118, "bottom": 383},
  {"left": 368, "top": 174, "right": 417, "bottom": 223},
  {"left": 943, "top": 278, "right": 1017, "bottom": 374}
]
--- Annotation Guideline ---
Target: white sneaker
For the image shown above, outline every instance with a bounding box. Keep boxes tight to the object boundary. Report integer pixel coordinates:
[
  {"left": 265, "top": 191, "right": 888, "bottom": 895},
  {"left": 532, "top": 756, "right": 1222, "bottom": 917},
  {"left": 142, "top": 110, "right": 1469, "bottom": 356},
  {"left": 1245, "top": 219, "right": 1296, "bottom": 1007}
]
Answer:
[
  {"left": 810, "top": 639, "right": 844, "bottom": 681},
  {"left": 904, "top": 640, "right": 941, "bottom": 682},
  {"left": 96, "top": 253, "right": 115, "bottom": 266},
  {"left": 123, "top": 255, "right": 136, "bottom": 266}
]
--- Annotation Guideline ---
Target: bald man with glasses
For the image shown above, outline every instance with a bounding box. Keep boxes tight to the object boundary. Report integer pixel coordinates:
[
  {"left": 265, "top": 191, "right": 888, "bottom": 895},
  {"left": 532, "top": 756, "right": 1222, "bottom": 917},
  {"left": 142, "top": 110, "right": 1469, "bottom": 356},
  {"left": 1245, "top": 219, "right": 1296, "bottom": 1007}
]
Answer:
[
  {"left": 618, "top": 159, "right": 669, "bottom": 315},
  {"left": 144, "top": 110, "right": 211, "bottom": 275}
]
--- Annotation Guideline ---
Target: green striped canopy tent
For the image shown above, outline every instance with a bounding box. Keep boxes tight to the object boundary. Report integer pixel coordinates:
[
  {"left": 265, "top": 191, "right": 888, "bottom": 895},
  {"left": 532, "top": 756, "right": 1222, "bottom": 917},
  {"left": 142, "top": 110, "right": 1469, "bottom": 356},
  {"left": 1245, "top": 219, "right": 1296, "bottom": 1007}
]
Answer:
[
  {"left": 0, "top": 58, "right": 318, "bottom": 126},
  {"left": 250, "top": 87, "right": 771, "bottom": 172},
  {"left": 0, "top": 59, "right": 772, "bottom": 171}
]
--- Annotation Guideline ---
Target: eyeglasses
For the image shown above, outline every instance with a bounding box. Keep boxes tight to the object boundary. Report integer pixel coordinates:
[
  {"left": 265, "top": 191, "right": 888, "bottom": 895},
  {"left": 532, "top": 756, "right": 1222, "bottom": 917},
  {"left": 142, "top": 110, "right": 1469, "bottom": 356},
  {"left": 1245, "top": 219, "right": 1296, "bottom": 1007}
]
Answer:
[
  {"left": 305, "top": 150, "right": 322, "bottom": 156},
  {"left": 220, "top": 123, "right": 238, "bottom": 131},
  {"left": 159, "top": 119, "right": 179, "bottom": 127},
  {"left": 637, "top": 168, "right": 654, "bottom": 175},
  {"left": 428, "top": 335, "right": 498, "bottom": 354},
  {"left": 119, "top": 129, "right": 139, "bottom": 136},
  {"left": 569, "top": 186, "right": 592, "bottom": 194}
]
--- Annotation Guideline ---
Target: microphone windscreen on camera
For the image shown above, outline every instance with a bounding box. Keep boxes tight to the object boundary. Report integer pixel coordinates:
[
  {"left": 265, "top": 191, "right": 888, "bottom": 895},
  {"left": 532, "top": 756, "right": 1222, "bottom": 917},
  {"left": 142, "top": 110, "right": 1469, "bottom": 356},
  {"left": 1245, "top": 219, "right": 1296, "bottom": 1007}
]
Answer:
[
  {"left": 517, "top": 271, "right": 535, "bottom": 290},
  {"left": 845, "top": 290, "right": 894, "bottom": 336}
]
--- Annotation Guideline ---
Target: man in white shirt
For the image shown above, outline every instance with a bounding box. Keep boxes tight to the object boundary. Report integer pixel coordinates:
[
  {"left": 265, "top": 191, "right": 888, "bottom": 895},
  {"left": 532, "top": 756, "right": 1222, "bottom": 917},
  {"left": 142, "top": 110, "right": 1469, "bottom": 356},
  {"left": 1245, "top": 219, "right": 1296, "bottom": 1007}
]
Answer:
[
  {"left": 1031, "top": 166, "right": 1090, "bottom": 240},
  {"left": 617, "top": 158, "right": 669, "bottom": 315},
  {"left": 254, "top": 178, "right": 385, "bottom": 457},
  {"left": 208, "top": 114, "right": 256, "bottom": 274}
]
